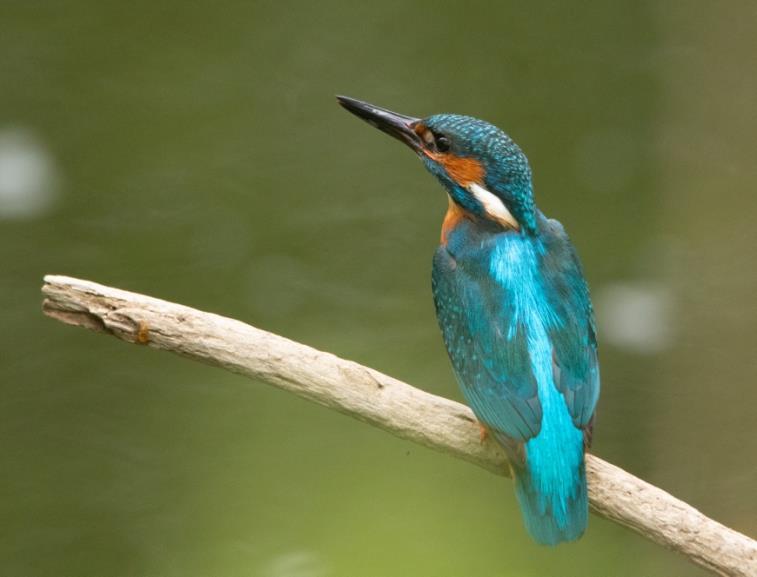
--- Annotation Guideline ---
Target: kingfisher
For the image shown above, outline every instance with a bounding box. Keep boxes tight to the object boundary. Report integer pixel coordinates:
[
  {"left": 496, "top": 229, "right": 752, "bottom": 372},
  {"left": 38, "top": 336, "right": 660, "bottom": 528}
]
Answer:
[{"left": 337, "top": 95, "right": 600, "bottom": 545}]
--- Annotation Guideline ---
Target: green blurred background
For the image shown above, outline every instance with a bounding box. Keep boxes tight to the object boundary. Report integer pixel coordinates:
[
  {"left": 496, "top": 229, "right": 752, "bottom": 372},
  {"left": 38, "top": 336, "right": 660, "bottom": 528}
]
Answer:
[{"left": 2, "top": 2, "right": 756, "bottom": 576}]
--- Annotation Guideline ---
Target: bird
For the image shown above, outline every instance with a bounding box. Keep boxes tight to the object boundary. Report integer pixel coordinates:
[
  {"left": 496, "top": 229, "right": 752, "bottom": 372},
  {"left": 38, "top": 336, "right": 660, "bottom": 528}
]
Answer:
[{"left": 337, "top": 95, "right": 600, "bottom": 545}]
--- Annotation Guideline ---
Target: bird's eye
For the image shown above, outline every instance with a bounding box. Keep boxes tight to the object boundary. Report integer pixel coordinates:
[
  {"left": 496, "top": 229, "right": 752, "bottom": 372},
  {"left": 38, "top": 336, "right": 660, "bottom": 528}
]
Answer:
[{"left": 435, "top": 134, "right": 451, "bottom": 153}]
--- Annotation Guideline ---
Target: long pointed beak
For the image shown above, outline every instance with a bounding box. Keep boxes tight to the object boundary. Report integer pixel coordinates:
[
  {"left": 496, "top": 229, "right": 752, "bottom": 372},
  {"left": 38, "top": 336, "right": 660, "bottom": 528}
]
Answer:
[{"left": 336, "top": 95, "right": 423, "bottom": 153}]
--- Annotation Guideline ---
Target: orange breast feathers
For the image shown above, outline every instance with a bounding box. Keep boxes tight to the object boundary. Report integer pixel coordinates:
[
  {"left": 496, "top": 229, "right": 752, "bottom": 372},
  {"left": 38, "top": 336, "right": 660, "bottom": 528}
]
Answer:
[{"left": 440, "top": 196, "right": 471, "bottom": 245}]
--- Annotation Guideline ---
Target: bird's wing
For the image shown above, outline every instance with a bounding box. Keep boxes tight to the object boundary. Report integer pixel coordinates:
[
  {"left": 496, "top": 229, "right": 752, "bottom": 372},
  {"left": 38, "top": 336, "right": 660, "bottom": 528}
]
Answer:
[
  {"left": 432, "top": 247, "right": 543, "bottom": 442},
  {"left": 432, "top": 221, "right": 600, "bottom": 442},
  {"left": 541, "top": 219, "right": 600, "bottom": 431}
]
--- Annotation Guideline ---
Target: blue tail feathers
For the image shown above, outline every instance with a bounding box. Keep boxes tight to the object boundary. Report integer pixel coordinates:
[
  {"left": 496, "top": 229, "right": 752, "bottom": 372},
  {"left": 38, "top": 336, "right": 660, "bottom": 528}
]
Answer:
[
  {"left": 496, "top": 372, "right": 589, "bottom": 545},
  {"left": 513, "top": 460, "right": 588, "bottom": 545},
  {"left": 508, "top": 335, "right": 589, "bottom": 545}
]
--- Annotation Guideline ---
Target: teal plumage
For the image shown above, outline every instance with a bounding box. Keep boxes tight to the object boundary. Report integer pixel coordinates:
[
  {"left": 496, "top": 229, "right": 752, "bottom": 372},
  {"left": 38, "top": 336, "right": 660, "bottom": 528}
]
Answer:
[
  {"left": 337, "top": 96, "right": 600, "bottom": 545},
  {"left": 433, "top": 215, "right": 597, "bottom": 543}
]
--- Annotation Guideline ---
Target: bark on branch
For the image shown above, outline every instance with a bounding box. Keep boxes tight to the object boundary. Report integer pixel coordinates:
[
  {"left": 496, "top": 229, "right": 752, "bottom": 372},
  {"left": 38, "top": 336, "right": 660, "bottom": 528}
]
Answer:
[{"left": 41, "top": 275, "right": 757, "bottom": 577}]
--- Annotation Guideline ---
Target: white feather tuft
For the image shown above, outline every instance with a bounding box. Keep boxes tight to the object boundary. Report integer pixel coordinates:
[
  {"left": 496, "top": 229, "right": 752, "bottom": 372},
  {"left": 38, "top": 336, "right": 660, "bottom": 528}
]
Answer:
[{"left": 467, "top": 182, "right": 520, "bottom": 230}]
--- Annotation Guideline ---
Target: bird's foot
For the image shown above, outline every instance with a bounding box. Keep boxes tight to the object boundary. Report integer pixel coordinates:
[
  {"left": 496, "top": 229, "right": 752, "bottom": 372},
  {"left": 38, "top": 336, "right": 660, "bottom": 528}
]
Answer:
[{"left": 478, "top": 422, "right": 490, "bottom": 444}]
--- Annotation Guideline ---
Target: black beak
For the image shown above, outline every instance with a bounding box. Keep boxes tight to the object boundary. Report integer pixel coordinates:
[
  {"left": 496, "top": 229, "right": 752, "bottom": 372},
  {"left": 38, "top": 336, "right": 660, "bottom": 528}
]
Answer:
[{"left": 336, "top": 95, "right": 423, "bottom": 153}]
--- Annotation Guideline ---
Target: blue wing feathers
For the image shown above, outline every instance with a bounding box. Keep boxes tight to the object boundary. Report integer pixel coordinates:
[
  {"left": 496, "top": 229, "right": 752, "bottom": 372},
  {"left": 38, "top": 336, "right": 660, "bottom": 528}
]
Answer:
[
  {"left": 433, "top": 248, "right": 542, "bottom": 440},
  {"left": 540, "top": 218, "right": 600, "bottom": 429}
]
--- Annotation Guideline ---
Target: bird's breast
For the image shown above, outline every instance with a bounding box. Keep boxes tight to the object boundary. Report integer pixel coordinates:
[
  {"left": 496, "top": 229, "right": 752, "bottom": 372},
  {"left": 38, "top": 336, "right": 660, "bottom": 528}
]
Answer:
[{"left": 440, "top": 196, "right": 470, "bottom": 246}]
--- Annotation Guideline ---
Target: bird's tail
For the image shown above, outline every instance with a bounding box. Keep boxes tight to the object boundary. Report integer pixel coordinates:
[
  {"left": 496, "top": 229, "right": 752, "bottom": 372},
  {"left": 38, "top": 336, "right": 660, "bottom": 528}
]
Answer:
[
  {"left": 511, "top": 455, "right": 588, "bottom": 545},
  {"left": 495, "top": 422, "right": 588, "bottom": 546}
]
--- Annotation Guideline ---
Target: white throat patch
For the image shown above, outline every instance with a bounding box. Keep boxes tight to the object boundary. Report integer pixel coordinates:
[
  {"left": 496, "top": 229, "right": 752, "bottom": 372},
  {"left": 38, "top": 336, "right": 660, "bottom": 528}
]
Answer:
[{"left": 467, "top": 182, "right": 520, "bottom": 230}]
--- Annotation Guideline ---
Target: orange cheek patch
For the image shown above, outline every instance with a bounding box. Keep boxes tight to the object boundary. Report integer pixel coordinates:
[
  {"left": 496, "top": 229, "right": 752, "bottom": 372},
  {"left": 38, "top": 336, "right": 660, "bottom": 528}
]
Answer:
[
  {"left": 441, "top": 154, "right": 485, "bottom": 186},
  {"left": 424, "top": 151, "right": 485, "bottom": 188}
]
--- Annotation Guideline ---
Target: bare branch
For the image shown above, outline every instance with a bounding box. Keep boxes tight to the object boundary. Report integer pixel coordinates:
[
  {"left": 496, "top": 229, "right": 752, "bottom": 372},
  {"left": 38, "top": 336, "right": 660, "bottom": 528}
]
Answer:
[{"left": 41, "top": 275, "right": 757, "bottom": 577}]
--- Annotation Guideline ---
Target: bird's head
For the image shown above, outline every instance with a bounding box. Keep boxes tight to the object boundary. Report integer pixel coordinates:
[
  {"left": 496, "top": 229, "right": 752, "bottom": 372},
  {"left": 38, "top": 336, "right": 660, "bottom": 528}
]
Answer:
[{"left": 337, "top": 95, "right": 536, "bottom": 235}]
